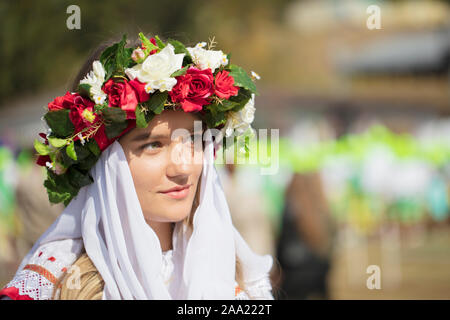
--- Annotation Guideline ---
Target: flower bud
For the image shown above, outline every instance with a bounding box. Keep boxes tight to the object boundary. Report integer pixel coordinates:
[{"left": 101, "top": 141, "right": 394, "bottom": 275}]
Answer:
[{"left": 131, "top": 48, "right": 146, "bottom": 63}]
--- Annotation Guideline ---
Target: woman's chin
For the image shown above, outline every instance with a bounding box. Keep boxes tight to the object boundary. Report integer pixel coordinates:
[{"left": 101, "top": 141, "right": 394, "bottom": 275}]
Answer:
[{"left": 147, "top": 205, "right": 192, "bottom": 223}]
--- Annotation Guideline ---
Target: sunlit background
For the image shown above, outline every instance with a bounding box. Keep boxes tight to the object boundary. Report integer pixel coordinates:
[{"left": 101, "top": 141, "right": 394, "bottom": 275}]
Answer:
[{"left": 1, "top": 0, "right": 449, "bottom": 299}]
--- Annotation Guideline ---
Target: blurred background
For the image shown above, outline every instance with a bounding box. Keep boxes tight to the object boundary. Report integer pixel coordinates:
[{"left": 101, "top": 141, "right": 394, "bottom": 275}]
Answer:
[{"left": 0, "top": 0, "right": 449, "bottom": 299}]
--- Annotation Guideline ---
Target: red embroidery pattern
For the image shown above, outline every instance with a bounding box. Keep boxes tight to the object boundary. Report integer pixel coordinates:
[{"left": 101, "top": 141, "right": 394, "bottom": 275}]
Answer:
[
  {"left": 235, "top": 285, "right": 242, "bottom": 296},
  {"left": 23, "top": 264, "right": 58, "bottom": 285}
]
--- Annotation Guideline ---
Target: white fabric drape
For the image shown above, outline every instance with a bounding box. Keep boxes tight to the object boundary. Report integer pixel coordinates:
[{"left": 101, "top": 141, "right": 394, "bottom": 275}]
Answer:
[{"left": 14, "top": 129, "right": 273, "bottom": 299}]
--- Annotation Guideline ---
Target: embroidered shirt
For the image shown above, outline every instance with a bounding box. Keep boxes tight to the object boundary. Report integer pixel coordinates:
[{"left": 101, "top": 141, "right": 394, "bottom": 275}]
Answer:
[{"left": 0, "top": 239, "right": 273, "bottom": 300}]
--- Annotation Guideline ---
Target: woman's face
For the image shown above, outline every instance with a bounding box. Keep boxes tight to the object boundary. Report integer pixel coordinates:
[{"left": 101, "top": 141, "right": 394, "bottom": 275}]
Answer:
[{"left": 119, "top": 110, "right": 204, "bottom": 224}]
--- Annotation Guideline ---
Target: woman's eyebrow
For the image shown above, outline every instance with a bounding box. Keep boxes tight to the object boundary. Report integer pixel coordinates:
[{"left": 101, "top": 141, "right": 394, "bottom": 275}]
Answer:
[{"left": 132, "top": 128, "right": 196, "bottom": 142}]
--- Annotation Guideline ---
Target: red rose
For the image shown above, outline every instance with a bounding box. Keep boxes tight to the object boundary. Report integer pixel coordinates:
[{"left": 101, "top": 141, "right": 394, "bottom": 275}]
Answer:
[
  {"left": 47, "top": 91, "right": 79, "bottom": 111},
  {"left": 68, "top": 95, "right": 96, "bottom": 133},
  {"left": 103, "top": 79, "right": 139, "bottom": 112},
  {"left": 128, "top": 79, "right": 149, "bottom": 103},
  {"left": 169, "top": 67, "right": 215, "bottom": 112},
  {"left": 214, "top": 70, "right": 239, "bottom": 99}
]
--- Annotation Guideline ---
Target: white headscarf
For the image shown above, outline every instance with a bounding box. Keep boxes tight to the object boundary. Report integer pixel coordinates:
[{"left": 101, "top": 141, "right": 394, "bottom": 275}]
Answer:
[{"left": 15, "top": 129, "right": 273, "bottom": 299}]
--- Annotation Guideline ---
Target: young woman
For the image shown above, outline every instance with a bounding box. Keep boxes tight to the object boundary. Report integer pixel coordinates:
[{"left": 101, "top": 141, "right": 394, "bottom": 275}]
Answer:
[{"left": 0, "top": 33, "right": 273, "bottom": 300}]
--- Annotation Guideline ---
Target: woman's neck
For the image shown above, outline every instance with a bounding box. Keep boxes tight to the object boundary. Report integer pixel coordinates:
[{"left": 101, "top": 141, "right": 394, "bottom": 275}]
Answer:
[{"left": 145, "top": 220, "right": 174, "bottom": 252}]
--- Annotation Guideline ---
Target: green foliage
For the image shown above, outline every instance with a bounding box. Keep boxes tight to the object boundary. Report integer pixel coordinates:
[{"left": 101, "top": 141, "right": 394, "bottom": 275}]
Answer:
[
  {"left": 66, "top": 141, "right": 77, "bottom": 161},
  {"left": 86, "top": 139, "right": 101, "bottom": 157},
  {"left": 34, "top": 139, "right": 50, "bottom": 155},
  {"left": 44, "top": 170, "right": 78, "bottom": 205},
  {"left": 77, "top": 83, "right": 91, "bottom": 98},
  {"left": 154, "top": 35, "right": 166, "bottom": 49},
  {"left": 144, "top": 91, "right": 168, "bottom": 115},
  {"left": 44, "top": 109, "right": 74, "bottom": 138},
  {"left": 135, "top": 104, "right": 155, "bottom": 129},
  {"left": 139, "top": 32, "right": 159, "bottom": 54},
  {"left": 211, "top": 88, "right": 252, "bottom": 113},
  {"left": 48, "top": 137, "right": 68, "bottom": 148},
  {"left": 203, "top": 104, "right": 227, "bottom": 128},
  {"left": 101, "top": 107, "right": 128, "bottom": 139},
  {"left": 100, "top": 34, "right": 135, "bottom": 81},
  {"left": 227, "top": 64, "right": 258, "bottom": 95},
  {"left": 167, "top": 39, "right": 193, "bottom": 64},
  {"left": 43, "top": 137, "right": 101, "bottom": 206},
  {"left": 170, "top": 65, "right": 190, "bottom": 77}
]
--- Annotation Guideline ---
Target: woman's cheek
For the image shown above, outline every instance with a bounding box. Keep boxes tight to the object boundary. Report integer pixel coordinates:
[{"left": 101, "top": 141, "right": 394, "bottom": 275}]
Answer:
[{"left": 130, "top": 158, "right": 161, "bottom": 194}]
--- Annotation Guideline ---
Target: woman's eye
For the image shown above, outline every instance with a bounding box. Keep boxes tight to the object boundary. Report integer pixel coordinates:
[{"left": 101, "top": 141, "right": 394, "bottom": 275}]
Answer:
[{"left": 143, "top": 141, "right": 162, "bottom": 150}]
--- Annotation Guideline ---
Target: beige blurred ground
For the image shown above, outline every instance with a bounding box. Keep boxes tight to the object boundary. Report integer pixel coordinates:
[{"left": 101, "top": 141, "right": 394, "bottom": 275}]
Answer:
[{"left": 328, "top": 225, "right": 450, "bottom": 299}]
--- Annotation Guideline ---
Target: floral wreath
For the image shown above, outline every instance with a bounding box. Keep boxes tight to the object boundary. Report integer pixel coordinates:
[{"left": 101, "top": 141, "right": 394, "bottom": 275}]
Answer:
[{"left": 34, "top": 33, "right": 260, "bottom": 206}]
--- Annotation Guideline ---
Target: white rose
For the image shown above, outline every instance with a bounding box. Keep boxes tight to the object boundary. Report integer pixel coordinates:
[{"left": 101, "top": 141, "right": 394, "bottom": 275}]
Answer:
[
  {"left": 125, "top": 44, "right": 184, "bottom": 92},
  {"left": 187, "top": 45, "right": 227, "bottom": 73},
  {"left": 80, "top": 60, "right": 106, "bottom": 103},
  {"left": 221, "top": 94, "right": 256, "bottom": 138},
  {"left": 92, "top": 60, "right": 105, "bottom": 80},
  {"left": 239, "top": 94, "right": 255, "bottom": 124}
]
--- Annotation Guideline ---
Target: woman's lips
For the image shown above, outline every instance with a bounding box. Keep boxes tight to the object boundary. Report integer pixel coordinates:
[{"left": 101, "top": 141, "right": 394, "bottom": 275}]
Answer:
[{"left": 159, "top": 184, "right": 191, "bottom": 199}]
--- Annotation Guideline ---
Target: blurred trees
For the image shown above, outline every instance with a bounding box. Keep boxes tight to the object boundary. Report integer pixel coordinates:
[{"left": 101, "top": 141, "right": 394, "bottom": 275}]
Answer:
[{"left": 0, "top": 0, "right": 296, "bottom": 105}]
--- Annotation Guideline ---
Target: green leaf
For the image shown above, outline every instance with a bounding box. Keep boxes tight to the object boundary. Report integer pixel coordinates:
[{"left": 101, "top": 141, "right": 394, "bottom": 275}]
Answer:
[
  {"left": 44, "top": 170, "right": 78, "bottom": 205},
  {"left": 226, "top": 53, "right": 232, "bottom": 65},
  {"left": 209, "top": 88, "right": 251, "bottom": 113},
  {"left": 139, "top": 32, "right": 159, "bottom": 53},
  {"left": 135, "top": 105, "right": 148, "bottom": 128},
  {"left": 145, "top": 91, "right": 168, "bottom": 115},
  {"left": 101, "top": 107, "right": 127, "bottom": 123},
  {"left": 48, "top": 137, "right": 68, "bottom": 148},
  {"left": 170, "top": 65, "right": 190, "bottom": 77},
  {"left": 105, "top": 121, "right": 129, "bottom": 140},
  {"left": 100, "top": 43, "right": 119, "bottom": 81},
  {"left": 229, "top": 88, "right": 252, "bottom": 112},
  {"left": 100, "top": 34, "right": 133, "bottom": 81},
  {"left": 203, "top": 105, "right": 227, "bottom": 128},
  {"left": 67, "top": 167, "right": 93, "bottom": 189},
  {"left": 44, "top": 109, "right": 74, "bottom": 138},
  {"left": 154, "top": 35, "right": 166, "bottom": 49},
  {"left": 45, "top": 186, "right": 71, "bottom": 204},
  {"left": 167, "top": 39, "right": 188, "bottom": 55},
  {"left": 101, "top": 107, "right": 128, "bottom": 139},
  {"left": 66, "top": 141, "right": 77, "bottom": 161},
  {"left": 209, "top": 100, "right": 236, "bottom": 113},
  {"left": 63, "top": 197, "right": 74, "bottom": 207},
  {"left": 167, "top": 39, "right": 192, "bottom": 64},
  {"left": 77, "top": 83, "right": 91, "bottom": 98},
  {"left": 227, "top": 64, "right": 258, "bottom": 95},
  {"left": 77, "top": 153, "right": 99, "bottom": 171},
  {"left": 86, "top": 139, "right": 101, "bottom": 157},
  {"left": 34, "top": 139, "right": 50, "bottom": 155},
  {"left": 74, "top": 142, "right": 91, "bottom": 161},
  {"left": 94, "top": 103, "right": 107, "bottom": 113}
]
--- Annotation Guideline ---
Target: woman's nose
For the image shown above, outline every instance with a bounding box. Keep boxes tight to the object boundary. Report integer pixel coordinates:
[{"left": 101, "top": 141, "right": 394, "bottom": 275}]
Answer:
[{"left": 166, "top": 138, "right": 193, "bottom": 178}]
